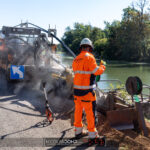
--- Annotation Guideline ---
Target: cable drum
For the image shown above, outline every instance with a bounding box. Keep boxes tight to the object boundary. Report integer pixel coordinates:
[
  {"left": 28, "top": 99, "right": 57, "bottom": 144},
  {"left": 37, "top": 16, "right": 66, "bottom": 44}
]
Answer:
[
  {"left": 135, "top": 76, "right": 143, "bottom": 95},
  {"left": 126, "top": 76, "right": 143, "bottom": 95}
]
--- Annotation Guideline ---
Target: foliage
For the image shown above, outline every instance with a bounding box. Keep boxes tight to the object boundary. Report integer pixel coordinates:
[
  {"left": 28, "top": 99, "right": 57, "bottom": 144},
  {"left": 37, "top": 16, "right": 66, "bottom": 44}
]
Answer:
[
  {"left": 94, "top": 38, "right": 108, "bottom": 58},
  {"left": 61, "top": 0, "right": 150, "bottom": 61},
  {"left": 62, "top": 23, "right": 106, "bottom": 57},
  {"left": 116, "top": 84, "right": 128, "bottom": 101},
  {"left": 109, "top": 83, "right": 129, "bottom": 102}
]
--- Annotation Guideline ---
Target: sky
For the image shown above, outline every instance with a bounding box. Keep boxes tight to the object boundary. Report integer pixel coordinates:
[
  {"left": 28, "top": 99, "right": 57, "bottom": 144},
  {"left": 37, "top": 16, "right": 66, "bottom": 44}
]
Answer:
[{"left": 0, "top": 0, "right": 135, "bottom": 39}]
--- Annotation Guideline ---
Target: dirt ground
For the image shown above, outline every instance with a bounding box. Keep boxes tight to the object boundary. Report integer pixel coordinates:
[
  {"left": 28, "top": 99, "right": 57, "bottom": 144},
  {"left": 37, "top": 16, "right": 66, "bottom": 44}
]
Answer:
[{"left": 97, "top": 113, "right": 150, "bottom": 150}]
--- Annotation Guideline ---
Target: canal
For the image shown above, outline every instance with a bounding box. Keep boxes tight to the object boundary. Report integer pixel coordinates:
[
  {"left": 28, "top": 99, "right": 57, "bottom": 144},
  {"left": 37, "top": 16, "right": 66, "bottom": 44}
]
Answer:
[{"left": 62, "top": 56, "right": 150, "bottom": 90}]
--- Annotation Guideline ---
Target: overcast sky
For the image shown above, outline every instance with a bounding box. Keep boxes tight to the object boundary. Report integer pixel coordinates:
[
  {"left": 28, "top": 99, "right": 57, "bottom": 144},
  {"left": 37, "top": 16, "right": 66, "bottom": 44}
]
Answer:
[{"left": 0, "top": 0, "right": 136, "bottom": 39}]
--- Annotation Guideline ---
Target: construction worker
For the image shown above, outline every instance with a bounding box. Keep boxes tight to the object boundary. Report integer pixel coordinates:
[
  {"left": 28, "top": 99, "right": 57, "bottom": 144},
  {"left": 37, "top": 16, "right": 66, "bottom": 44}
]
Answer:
[{"left": 72, "top": 38, "right": 106, "bottom": 139}]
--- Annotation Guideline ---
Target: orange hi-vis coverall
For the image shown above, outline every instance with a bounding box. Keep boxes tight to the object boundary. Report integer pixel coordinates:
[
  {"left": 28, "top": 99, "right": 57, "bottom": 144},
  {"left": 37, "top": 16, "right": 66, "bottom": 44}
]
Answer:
[{"left": 72, "top": 51, "right": 105, "bottom": 138}]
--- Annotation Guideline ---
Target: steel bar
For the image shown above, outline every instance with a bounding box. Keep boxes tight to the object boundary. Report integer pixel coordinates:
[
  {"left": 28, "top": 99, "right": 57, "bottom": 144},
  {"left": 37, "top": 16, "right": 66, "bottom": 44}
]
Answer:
[
  {"left": 99, "top": 79, "right": 122, "bottom": 85},
  {"left": 135, "top": 102, "right": 148, "bottom": 137}
]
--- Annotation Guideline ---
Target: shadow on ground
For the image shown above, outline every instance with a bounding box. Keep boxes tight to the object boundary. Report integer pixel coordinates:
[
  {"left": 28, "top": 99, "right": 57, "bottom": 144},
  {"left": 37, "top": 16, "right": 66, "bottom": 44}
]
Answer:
[
  {"left": 0, "top": 85, "right": 73, "bottom": 121},
  {"left": 0, "top": 119, "right": 52, "bottom": 139}
]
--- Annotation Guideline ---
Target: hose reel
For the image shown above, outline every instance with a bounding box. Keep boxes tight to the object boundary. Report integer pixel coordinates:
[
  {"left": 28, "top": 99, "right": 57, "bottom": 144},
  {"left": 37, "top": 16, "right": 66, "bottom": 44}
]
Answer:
[
  {"left": 126, "top": 76, "right": 143, "bottom": 95},
  {"left": 126, "top": 76, "right": 148, "bottom": 137}
]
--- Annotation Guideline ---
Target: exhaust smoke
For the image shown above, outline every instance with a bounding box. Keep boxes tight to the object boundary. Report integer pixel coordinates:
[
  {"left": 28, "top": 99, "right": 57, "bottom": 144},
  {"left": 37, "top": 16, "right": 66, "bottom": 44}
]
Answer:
[{"left": 4, "top": 34, "right": 74, "bottom": 115}]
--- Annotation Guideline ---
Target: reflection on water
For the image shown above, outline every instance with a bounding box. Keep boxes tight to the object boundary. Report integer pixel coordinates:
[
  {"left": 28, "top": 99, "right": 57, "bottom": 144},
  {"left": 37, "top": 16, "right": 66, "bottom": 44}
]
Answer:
[{"left": 62, "top": 56, "right": 150, "bottom": 90}]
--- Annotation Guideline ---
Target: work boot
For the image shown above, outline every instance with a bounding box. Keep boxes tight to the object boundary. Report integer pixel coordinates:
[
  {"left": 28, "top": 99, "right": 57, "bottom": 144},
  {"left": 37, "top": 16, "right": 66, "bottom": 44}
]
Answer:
[
  {"left": 88, "top": 131, "right": 98, "bottom": 139},
  {"left": 88, "top": 135, "right": 105, "bottom": 146},
  {"left": 75, "top": 131, "right": 88, "bottom": 139}
]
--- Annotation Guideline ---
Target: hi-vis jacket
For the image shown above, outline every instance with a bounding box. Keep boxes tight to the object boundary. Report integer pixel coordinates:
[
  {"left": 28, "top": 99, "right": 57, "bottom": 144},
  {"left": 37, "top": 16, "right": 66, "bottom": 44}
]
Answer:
[{"left": 72, "top": 51, "right": 105, "bottom": 96}]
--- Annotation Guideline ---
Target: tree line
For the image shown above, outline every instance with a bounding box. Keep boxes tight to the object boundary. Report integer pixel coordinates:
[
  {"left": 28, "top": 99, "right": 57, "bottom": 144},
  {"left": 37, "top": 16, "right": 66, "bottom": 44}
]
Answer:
[{"left": 61, "top": 0, "right": 150, "bottom": 62}]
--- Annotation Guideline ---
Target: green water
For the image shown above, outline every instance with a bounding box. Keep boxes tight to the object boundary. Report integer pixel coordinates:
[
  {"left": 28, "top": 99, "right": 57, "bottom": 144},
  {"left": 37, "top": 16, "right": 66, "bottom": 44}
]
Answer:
[
  {"left": 100, "top": 62, "right": 150, "bottom": 90},
  {"left": 104, "top": 62, "right": 150, "bottom": 83},
  {"left": 62, "top": 57, "right": 150, "bottom": 90}
]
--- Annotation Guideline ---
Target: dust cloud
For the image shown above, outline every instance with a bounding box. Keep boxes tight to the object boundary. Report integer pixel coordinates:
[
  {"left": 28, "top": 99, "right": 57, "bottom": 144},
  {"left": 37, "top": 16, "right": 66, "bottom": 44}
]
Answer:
[{"left": 0, "top": 34, "right": 74, "bottom": 114}]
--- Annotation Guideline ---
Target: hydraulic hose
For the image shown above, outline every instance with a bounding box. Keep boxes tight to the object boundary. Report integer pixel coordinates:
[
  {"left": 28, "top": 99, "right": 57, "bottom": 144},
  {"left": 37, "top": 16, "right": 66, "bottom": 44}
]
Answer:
[
  {"left": 15, "top": 22, "right": 76, "bottom": 58},
  {"left": 49, "top": 33, "right": 76, "bottom": 58}
]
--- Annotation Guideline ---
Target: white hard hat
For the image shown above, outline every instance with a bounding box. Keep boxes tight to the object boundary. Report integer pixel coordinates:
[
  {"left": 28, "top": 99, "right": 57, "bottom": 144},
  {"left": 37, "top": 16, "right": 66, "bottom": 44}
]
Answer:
[{"left": 80, "top": 38, "right": 93, "bottom": 49}]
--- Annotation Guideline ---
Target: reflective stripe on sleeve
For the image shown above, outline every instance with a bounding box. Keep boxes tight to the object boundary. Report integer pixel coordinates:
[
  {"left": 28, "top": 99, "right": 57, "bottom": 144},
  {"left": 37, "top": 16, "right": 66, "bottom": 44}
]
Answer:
[
  {"left": 74, "top": 67, "right": 99, "bottom": 74},
  {"left": 74, "top": 84, "right": 96, "bottom": 89},
  {"left": 85, "top": 53, "right": 90, "bottom": 56}
]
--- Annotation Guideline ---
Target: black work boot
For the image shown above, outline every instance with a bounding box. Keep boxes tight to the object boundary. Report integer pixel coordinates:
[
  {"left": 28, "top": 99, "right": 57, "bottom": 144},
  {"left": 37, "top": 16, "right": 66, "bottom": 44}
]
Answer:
[{"left": 88, "top": 136, "right": 105, "bottom": 146}]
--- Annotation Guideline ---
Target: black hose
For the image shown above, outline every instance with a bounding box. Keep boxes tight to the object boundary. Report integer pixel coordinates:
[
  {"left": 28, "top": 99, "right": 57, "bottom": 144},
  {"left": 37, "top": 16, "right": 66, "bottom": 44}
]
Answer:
[
  {"left": 15, "top": 22, "right": 76, "bottom": 58},
  {"left": 50, "top": 33, "right": 76, "bottom": 58}
]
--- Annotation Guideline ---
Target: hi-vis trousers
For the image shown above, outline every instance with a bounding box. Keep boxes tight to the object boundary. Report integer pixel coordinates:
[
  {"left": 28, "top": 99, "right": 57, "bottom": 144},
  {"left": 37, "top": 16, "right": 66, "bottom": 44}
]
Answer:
[{"left": 74, "top": 93, "right": 96, "bottom": 133}]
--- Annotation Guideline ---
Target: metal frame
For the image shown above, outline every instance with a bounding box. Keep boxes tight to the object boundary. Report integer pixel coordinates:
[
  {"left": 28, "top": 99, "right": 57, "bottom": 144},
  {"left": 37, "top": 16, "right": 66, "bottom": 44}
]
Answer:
[
  {"left": 143, "top": 84, "right": 150, "bottom": 101},
  {"left": 14, "top": 22, "right": 76, "bottom": 58},
  {"left": 98, "top": 79, "right": 123, "bottom": 92},
  {"left": 98, "top": 79, "right": 150, "bottom": 103}
]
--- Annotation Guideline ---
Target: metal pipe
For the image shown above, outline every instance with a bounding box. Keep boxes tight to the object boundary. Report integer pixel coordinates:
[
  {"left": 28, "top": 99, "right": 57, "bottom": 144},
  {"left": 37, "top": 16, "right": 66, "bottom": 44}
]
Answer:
[
  {"left": 49, "top": 33, "right": 76, "bottom": 58},
  {"left": 143, "top": 84, "right": 150, "bottom": 101},
  {"left": 143, "top": 84, "right": 150, "bottom": 88},
  {"left": 100, "top": 88, "right": 124, "bottom": 91},
  {"left": 100, "top": 79, "right": 122, "bottom": 85}
]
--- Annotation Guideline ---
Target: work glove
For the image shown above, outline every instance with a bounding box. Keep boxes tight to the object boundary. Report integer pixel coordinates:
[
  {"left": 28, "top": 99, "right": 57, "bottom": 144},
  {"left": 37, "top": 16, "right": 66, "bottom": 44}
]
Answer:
[
  {"left": 96, "top": 60, "right": 106, "bottom": 82},
  {"left": 100, "top": 60, "right": 106, "bottom": 66},
  {"left": 100, "top": 60, "right": 106, "bottom": 71}
]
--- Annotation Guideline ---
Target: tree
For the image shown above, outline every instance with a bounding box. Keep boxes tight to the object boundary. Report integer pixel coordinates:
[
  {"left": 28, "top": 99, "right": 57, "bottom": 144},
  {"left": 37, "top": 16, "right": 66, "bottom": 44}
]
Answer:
[
  {"left": 94, "top": 38, "right": 108, "bottom": 58},
  {"left": 62, "top": 23, "right": 105, "bottom": 56},
  {"left": 138, "top": 0, "right": 150, "bottom": 58},
  {"left": 62, "top": 0, "right": 150, "bottom": 61},
  {"left": 103, "top": 1, "right": 150, "bottom": 61},
  {"left": 103, "top": 20, "right": 123, "bottom": 60}
]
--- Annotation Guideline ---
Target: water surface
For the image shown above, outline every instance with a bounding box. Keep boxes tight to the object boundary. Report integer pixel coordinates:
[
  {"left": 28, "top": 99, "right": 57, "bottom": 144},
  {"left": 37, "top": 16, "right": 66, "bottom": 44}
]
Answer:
[{"left": 62, "top": 56, "right": 150, "bottom": 90}]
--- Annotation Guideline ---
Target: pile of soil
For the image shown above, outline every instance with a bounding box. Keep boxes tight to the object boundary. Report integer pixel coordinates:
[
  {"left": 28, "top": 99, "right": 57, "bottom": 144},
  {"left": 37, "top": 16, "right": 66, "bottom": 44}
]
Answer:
[{"left": 97, "top": 113, "right": 150, "bottom": 149}]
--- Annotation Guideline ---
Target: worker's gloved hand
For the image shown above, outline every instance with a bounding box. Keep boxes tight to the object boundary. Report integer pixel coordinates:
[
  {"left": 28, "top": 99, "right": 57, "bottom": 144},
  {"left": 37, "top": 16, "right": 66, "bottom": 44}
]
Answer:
[
  {"left": 100, "top": 60, "right": 106, "bottom": 66},
  {"left": 100, "top": 60, "right": 106, "bottom": 71},
  {"left": 96, "top": 60, "right": 106, "bottom": 83}
]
